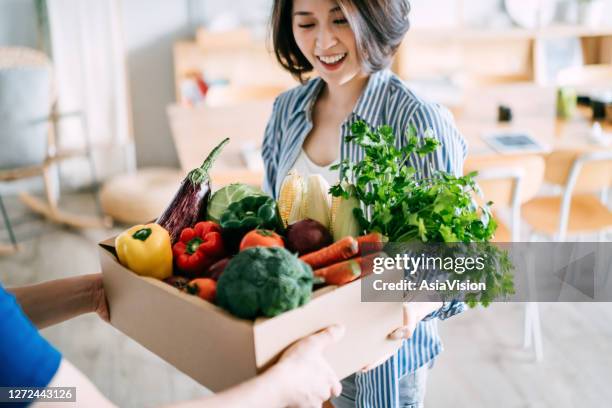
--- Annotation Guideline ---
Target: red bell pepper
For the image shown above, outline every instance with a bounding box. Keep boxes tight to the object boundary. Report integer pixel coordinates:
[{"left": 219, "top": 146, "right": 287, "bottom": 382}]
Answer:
[{"left": 172, "top": 221, "right": 225, "bottom": 276}]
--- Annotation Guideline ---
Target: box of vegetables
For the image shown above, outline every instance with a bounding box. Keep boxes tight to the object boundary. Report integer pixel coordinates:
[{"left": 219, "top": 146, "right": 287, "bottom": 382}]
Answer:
[
  {"left": 99, "top": 138, "right": 405, "bottom": 392},
  {"left": 101, "top": 121, "right": 514, "bottom": 391}
]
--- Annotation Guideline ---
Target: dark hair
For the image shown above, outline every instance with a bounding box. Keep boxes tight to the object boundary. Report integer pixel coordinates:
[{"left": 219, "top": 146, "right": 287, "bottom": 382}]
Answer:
[{"left": 270, "top": 0, "right": 411, "bottom": 82}]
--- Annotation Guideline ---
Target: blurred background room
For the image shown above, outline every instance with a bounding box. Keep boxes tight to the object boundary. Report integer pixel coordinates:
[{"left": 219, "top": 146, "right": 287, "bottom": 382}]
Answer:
[{"left": 1, "top": 0, "right": 612, "bottom": 406}]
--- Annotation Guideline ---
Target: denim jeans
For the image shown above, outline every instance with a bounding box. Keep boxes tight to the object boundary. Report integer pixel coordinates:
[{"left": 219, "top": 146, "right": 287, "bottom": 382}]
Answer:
[{"left": 331, "top": 364, "right": 430, "bottom": 408}]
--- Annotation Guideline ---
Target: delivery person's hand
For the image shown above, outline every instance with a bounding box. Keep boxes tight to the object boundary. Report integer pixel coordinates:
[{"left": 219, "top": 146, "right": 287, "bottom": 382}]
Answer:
[
  {"left": 270, "top": 324, "right": 345, "bottom": 408},
  {"left": 91, "top": 273, "right": 110, "bottom": 323}
]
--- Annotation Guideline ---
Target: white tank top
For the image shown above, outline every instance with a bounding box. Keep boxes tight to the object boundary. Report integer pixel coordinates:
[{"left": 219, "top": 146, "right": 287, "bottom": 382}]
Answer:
[{"left": 290, "top": 149, "right": 340, "bottom": 187}]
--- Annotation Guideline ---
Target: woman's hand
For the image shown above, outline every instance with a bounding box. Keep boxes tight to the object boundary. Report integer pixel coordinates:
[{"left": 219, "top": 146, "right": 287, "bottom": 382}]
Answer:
[
  {"left": 269, "top": 325, "right": 345, "bottom": 408},
  {"left": 360, "top": 302, "right": 441, "bottom": 372}
]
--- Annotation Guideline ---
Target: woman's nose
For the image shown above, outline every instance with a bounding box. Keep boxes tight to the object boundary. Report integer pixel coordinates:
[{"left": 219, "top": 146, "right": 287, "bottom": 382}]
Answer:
[{"left": 315, "top": 26, "right": 338, "bottom": 50}]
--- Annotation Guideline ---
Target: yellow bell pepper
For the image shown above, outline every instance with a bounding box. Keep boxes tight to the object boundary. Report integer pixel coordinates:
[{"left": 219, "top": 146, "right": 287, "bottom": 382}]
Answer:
[{"left": 115, "top": 223, "right": 173, "bottom": 280}]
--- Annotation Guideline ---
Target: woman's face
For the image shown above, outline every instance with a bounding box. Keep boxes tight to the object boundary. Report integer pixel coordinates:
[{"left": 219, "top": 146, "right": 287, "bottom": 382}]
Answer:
[{"left": 292, "top": 0, "right": 363, "bottom": 86}]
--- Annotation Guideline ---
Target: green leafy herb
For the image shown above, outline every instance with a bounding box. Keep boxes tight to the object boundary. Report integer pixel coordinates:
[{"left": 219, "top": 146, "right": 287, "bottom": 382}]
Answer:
[{"left": 331, "top": 121, "right": 514, "bottom": 306}]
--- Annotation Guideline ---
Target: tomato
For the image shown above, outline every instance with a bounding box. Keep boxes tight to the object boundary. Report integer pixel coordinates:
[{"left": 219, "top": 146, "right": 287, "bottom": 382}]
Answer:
[
  {"left": 239, "top": 229, "right": 284, "bottom": 251},
  {"left": 187, "top": 278, "right": 216, "bottom": 302}
]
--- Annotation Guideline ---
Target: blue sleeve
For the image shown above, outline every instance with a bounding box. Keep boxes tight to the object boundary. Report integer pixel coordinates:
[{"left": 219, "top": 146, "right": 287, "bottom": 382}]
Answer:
[
  {"left": 261, "top": 97, "right": 282, "bottom": 199},
  {"left": 422, "top": 300, "right": 466, "bottom": 321},
  {"left": 0, "top": 284, "right": 62, "bottom": 387},
  {"left": 405, "top": 102, "right": 467, "bottom": 178},
  {"left": 403, "top": 102, "right": 468, "bottom": 321}
]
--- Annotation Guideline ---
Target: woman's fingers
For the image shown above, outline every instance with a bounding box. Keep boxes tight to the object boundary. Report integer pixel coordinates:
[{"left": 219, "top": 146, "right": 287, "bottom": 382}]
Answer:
[
  {"left": 305, "top": 324, "right": 345, "bottom": 352},
  {"left": 388, "top": 303, "right": 414, "bottom": 340},
  {"left": 325, "top": 362, "right": 343, "bottom": 398},
  {"left": 361, "top": 303, "right": 413, "bottom": 372}
]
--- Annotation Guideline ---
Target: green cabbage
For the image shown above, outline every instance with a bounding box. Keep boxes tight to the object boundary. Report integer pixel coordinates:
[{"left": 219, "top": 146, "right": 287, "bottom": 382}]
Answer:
[{"left": 206, "top": 183, "right": 264, "bottom": 223}]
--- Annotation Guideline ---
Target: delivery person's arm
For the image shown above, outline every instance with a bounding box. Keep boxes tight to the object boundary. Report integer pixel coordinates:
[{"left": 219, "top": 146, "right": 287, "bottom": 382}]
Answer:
[
  {"left": 7, "top": 273, "right": 108, "bottom": 329},
  {"left": 45, "top": 326, "right": 344, "bottom": 408}
]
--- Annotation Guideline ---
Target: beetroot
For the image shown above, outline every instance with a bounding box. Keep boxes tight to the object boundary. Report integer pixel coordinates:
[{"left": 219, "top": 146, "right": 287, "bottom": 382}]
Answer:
[
  {"left": 285, "top": 218, "right": 332, "bottom": 255},
  {"left": 206, "top": 257, "right": 231, "bottom": 280}
]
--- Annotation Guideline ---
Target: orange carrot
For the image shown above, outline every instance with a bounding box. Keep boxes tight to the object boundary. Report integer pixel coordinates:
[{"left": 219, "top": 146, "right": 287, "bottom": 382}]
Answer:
[
  {"left": 356, "top": 252, "right": 386, "bottom": 278},
  {"left": 314, "top": 252, "right": 385, "bottom": 285},
  {"left": 299, "top": 236, "right": 358, "bottom": 269},
  {"left": 356, "top": 232, "right": 386, "bottom": 255},
  {"left": 315, "top": 259, "right": 361, "bottom": 286}
]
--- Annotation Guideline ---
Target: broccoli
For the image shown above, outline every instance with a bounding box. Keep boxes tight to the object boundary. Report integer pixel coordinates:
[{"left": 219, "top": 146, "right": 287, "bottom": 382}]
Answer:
[{"left": 216, "top": 246, "right": 314, "bottom": 319}]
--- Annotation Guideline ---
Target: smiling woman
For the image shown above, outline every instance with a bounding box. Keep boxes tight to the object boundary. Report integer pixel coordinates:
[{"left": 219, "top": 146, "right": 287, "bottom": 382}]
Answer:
[
  {"left": 263, "top": 0, "right": 467, "bottom": 407},
  {"left": 271, "top": 0, "right": 411, "bottom": 83}
]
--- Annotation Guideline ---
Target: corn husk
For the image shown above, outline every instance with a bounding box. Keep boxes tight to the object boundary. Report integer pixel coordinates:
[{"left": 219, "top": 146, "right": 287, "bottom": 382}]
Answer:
[
  {"left": 330, "top": 183, "right": 361, "bottom": 241},
  {"left": 302, "top": 174, "right": 331, "bottom": 228}
]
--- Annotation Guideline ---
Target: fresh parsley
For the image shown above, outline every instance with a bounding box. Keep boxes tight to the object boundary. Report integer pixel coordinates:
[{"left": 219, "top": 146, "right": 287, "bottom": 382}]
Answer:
[{"left": 330, "top": 121, "right": 514, "bottom": 306}]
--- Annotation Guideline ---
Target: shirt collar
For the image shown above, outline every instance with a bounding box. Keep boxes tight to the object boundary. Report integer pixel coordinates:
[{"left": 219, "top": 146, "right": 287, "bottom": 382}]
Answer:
[
  {"left": 295, "top": 69, "right": 392, "bottom": 127},
  {"left": 294, "top": 76, "right": 325, "bottom": 118},
  {"left": 351, "top": 69, "right": 392, "bottom": 127}
]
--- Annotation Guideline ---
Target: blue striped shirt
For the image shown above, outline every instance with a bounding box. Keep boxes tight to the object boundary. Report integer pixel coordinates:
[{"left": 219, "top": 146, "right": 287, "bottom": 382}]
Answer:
[{"left": 262, "top": 69, "right": 466, "bottom": 407}]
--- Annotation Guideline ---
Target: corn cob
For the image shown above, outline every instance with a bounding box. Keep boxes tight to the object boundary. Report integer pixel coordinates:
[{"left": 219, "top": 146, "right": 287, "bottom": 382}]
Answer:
[
  {"left": 330, "top": 195, "right": 341, "bottom": 236},
  {"left": 303, "top": 174, "right": 331, "bottom": 229},
  {"left": 278, "top": 170, "right": 304, "bottom": 227}
]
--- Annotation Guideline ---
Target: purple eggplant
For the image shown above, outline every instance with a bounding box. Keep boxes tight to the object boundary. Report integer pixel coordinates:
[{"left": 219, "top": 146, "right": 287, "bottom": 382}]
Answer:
[{"left": 157, "top": 138, "right": 229, "bottom": 243}]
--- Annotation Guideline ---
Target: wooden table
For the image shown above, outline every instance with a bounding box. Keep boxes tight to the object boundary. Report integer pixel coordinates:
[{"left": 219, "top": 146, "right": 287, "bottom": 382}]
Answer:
[
  {"left": 167, "top": 101, "right": 272, "bottom": 187},
  {"left": 455, "top": 83, "right": 612, "bottom": 157}
]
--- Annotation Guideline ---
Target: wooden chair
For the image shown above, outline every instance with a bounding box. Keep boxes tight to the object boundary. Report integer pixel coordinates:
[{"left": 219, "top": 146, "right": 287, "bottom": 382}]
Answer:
[
  {"left": 519, "top": 150, "right": 612, "bottom": 362},
  {"left": 0, "top": 47, "right": 111, "bottom": 253},
  {"left": 464, "top": 154, "right": 546, "bottom": 362},
  {"left": 464, "top": 155, "right": 545, "bottom": 242},
  {"left": 522, "top": 149, "right": 612, "bottom": 241}
]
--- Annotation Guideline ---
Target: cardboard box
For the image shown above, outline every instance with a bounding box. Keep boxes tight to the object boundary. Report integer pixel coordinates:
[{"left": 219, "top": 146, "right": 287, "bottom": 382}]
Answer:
[{"left": 99, "top": 238, "right": 403, "bottom": 392}]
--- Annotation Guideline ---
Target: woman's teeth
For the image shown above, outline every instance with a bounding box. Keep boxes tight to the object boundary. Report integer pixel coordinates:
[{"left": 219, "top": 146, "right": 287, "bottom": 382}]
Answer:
[{"left": 318, "top": 53, "right": 347, "bottom": 64}]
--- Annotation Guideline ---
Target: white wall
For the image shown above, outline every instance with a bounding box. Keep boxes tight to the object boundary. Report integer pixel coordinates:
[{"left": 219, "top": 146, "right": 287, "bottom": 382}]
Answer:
[
  {"left": 118, "top": 0, "right": 273, "bottom": 170},
  {"left": 0, "top": 0, "right": 48, "bottom": 196},
  {"left": 120, "top": 0, "right": 192, "bottom": 169},
  {"left": 0, "top": 0, "right": 38, "bottom": 47}
]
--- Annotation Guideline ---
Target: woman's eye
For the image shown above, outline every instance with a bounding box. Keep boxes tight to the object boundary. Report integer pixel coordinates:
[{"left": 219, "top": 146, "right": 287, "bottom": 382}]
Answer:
[
  {"left": 298, "top": 23, "right": 315, "bottom": 28},
  {"left": 333, "top": 18, "right": 348, "bottom": 25}
]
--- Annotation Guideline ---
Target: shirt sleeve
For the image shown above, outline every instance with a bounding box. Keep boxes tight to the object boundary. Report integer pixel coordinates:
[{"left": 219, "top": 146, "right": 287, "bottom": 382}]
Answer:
[
  {"left": 0, "top": 285, "right": 62, "bottom": 387},
  {"left": 405, "top": 102, "right": 467, "bottom": 177},
  {"left": 403, "top": 102, "right": 469, "bottom": 321},
  {"left": 261, "top": 97, "right": 283, "bottom": 199},
  {"left": 422, "top": 299, "right": 466, "bottom": 321}
]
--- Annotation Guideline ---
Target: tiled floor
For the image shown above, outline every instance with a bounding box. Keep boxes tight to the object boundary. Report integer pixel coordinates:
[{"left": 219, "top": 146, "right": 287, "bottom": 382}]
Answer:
[{"left": 2, "top": 192, "right": 612, "bottom": 407}]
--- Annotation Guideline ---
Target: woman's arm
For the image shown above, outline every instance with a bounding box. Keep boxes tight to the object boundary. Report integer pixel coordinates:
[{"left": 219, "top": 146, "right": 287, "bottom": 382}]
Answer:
[
  {"left": 7, "top": 273, "right": 108, "bottom": 329},
  {"left": 261, "top": 96, "right": 284, "bottom": 198},
  {"left": 378, "top": 102, "right": 468, "bottom": 345}
]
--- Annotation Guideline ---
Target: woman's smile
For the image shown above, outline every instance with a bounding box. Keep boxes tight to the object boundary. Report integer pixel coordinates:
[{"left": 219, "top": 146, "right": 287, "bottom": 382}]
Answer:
[
  {"left": 316, "top": 52, "right": 348, "bottom": 71},
  {"left": 291, "top": 0, "right": 361, "bottom": 85}
]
